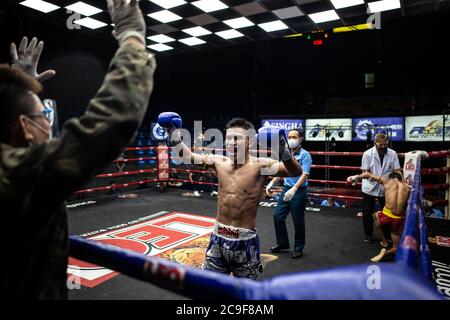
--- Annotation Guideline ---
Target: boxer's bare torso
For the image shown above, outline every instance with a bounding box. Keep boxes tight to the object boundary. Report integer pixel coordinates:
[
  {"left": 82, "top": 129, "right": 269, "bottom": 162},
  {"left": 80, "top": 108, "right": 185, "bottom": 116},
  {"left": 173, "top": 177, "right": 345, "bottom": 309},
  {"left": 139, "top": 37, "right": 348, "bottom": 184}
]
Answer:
[
  {"left": 173, "top": 126, "right": 301, "bottom": 231},
  {"left": 359, "top": 172, "right": 411, "bottom": 215},
  {"left": 382, "top": 179, "right": 411, "bottom": 216},
  {"left": 212, "top": 157, "right": 270, "bottom": 230}
]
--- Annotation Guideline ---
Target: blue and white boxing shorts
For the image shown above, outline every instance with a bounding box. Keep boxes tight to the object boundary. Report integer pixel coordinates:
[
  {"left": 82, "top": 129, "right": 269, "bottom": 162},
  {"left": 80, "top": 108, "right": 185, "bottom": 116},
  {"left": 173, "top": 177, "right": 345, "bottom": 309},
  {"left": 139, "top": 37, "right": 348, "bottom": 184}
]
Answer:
[{"left": 203, "top": 222, "right": 262, "bottom": 279}]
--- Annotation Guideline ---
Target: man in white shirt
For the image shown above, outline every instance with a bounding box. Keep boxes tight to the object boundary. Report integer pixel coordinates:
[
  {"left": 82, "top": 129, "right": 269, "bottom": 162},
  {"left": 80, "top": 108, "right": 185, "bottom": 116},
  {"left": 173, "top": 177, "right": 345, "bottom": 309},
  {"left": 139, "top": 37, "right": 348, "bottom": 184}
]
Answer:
[{"left": 360, "top": 133, "right": 402, "bottom": 243}]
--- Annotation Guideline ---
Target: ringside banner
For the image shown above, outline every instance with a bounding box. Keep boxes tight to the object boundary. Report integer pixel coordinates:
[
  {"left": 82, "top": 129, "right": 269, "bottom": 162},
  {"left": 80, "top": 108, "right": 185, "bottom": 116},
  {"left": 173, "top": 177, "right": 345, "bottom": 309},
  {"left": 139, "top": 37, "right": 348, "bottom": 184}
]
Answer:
[
  {"left": 352, "top": 117, "right": 404, "bottom": 141},
  {"left": 260, "top": 119, "right": 305, "bottom": 132},
  {"left": 305, "top": 118, "right": 352, "bottom": 141},
  {"left": 405, "top": 115, "right": 449, "bottom": 142}
]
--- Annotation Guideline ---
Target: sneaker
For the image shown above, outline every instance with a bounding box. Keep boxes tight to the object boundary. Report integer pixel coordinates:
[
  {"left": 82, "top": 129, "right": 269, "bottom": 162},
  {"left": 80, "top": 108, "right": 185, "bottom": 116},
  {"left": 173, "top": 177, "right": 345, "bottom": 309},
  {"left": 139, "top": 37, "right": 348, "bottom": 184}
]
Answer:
[
  {"left": 270, "top": 244, "right": 290, "bottom": 253},
  {"left": 193, "top": 191, "right": 201, "bottom": 197},
  {"left": 210, "top": 191, "right": 218, "bottom": 196},
  {"left": 291, "top": 251, "right": 303, "bottom": 259}
]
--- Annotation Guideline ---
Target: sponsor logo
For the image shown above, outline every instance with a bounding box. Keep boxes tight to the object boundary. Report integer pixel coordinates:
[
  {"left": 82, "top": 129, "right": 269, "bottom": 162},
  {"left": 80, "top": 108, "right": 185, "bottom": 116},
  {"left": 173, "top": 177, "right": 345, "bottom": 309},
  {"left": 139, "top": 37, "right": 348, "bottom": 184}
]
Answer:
[
  {"left": 405, "top": 158, "right": 416, "bottom": 171},
  {"left": 67, "top": 212, "right": 215, "bottom": 287},
  {"left": 217, "top": 226, "right": 240, "bottom": 239},
  {"left": 432, "top": 260, "right": 450, "bottom": 297},
  {"left": 153, "top": 123, "right": 169, "bottom": 140},
  {"left": 366, "top": 265, "right": 381, "bottom": 290},
  {"left": 144, "top": 260, "right": 185, "bottom": 290},
  {"left": 408, "top": 120, "right": 449, "bottom": 139},
  {"left": 262, "top": 120, "right": 304, "bottom": 131}
]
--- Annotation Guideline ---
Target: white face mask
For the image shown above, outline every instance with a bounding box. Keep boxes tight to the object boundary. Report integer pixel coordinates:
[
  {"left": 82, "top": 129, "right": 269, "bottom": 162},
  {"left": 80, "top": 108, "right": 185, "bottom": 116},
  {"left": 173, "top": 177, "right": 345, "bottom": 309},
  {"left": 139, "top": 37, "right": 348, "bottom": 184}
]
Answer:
[
  {"left": 25, "top": 116, "right": 53, "bottom": 142},
  {"left": 288, "top": 138, "right": 300, "bottom": 149}
]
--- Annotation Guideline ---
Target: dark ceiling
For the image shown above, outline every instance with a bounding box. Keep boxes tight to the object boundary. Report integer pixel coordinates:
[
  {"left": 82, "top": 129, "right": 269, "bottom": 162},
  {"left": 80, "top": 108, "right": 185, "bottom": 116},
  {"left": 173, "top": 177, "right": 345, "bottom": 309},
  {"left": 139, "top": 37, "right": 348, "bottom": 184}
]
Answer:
[{"left": 3, "top": 0, "right": 450, "bottom": 55}]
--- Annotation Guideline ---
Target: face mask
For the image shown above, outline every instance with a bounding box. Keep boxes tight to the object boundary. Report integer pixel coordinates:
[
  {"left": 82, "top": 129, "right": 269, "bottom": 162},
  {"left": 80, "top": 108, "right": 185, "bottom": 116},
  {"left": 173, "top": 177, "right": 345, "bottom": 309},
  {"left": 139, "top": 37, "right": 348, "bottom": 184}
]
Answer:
[
  {"left": 288, "top": 138, "right": 300, "bottom": 149},
  {"left": 25, "top": 116, "right": 53, "bottom": 142},
  {"left": 377, "top": 146, "right": 387, "bottom": 154}
]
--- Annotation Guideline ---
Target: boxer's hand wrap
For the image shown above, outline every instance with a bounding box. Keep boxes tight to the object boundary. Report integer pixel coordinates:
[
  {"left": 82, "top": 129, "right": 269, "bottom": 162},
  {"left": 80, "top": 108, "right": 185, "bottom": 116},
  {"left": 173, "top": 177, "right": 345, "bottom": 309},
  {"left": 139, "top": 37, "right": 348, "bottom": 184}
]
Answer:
[
  {"left": 346, "top": 175, "right": 359, "bottom": 186},
  {"left": 157, "top": 112, "right": 183, "bottom": 145},
  {"left": 258, "top": 127, "right": 291, "bottom": 161},
  {"left": 107, "top": 0, "right": 146, "bottom": 46}
]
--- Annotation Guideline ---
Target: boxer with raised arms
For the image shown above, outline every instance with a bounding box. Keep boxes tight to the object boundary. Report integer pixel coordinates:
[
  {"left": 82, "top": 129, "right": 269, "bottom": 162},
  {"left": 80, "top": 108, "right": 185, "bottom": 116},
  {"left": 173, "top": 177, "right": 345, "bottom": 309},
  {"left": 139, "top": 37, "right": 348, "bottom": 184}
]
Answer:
[{"left": 158, "top": 113, "right": 302, "bottom": 279}]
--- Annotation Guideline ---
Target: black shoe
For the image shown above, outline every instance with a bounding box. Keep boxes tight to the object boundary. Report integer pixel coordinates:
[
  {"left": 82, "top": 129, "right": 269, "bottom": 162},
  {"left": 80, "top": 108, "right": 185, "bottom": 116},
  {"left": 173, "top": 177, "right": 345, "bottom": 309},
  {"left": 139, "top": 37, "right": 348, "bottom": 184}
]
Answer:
[
  {"left": 291, "top": 251, "right": 303, "bottom": 259},
  {"left": 364, "top": 236, "right": 375, "bottom": 243},
  {"left": 270, "top": 244, "right": 290, "bottom": 253}
]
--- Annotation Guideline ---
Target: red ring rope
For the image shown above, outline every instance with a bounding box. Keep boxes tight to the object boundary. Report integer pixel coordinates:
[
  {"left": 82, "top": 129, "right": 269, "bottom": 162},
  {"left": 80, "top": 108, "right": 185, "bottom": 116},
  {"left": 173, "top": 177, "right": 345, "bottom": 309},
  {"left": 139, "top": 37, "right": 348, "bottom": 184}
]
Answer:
[
  {"left": 421, "top": 167, "right": 450, "bottom": 175},
  {"left": 125, "top": 147, "right": 157, "bottom": 151},
  {"left": 95, "top": 168, "right": 157, "bottom": 178},
  {"left": 75, "top": 178, "right": 159, "bottom": 194},
  {"left": 113, "top": 157, "right": 156, "bottom": 163}
]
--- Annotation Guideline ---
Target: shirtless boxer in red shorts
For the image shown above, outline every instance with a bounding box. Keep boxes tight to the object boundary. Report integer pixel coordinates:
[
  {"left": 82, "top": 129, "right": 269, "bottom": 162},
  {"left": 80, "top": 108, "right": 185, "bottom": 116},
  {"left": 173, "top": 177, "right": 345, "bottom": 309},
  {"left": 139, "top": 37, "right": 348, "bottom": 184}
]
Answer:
[{"left": 347, "top": 172, "right": 411, "bottom": 262}]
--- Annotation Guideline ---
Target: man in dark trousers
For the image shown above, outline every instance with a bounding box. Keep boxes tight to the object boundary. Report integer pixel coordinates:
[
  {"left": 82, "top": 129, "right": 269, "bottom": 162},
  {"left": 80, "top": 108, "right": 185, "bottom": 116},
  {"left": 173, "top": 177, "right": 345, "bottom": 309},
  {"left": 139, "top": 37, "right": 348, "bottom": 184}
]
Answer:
[
  {"left": 359, "top": 133, "right": 402, "bottom": 243},
  {"left": 266, "top": 129, "right": 312, "bottom": 259}
]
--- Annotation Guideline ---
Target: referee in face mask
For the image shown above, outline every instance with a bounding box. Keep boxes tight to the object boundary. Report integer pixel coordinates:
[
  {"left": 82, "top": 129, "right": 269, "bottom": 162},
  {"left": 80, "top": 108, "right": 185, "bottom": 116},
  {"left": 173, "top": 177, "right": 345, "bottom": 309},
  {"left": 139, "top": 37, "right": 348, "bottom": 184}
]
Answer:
[
  {"left": 266, "top": 129, "right": 312, "bottom": 259},
  {"left": 360, "top": 133, "right": 402, "bottom": 243}
]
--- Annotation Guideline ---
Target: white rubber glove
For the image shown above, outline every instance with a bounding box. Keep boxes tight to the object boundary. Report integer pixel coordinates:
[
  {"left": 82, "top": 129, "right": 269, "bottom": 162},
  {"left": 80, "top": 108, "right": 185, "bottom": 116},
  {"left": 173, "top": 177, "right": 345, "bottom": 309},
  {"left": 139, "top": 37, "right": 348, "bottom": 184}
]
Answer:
[
  {"left": 265, "top": 180, "right": 275, "bottom": 196},
  {"left": 283, "top": 186, "right": 298, "bottom": 202}
]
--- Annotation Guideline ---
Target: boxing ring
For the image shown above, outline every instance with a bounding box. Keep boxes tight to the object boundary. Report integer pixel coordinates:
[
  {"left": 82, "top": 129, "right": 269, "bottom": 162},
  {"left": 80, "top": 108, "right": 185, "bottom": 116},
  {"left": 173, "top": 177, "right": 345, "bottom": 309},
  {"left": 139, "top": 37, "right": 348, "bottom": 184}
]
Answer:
[
  {"left": 68, "top": 147, "right": 449, "bottom": 299},
  {"left": 72, "top": 146, "right": 450, "bottom": 215}
]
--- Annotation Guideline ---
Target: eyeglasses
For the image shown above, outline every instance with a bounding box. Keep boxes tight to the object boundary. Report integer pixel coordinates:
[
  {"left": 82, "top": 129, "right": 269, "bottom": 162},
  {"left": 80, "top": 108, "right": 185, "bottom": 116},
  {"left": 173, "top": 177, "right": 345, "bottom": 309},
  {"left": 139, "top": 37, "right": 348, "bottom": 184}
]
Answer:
[{"left": 26, "top": 108, "right": 54, "bottom": 126}]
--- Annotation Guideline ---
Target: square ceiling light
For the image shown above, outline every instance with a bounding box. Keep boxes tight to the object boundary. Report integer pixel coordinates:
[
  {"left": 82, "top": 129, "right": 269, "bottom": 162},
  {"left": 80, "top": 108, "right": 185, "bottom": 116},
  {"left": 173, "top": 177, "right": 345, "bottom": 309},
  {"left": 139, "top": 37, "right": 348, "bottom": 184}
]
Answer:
[
  {"left": 368, "top": 0, "right": 401, "bottom": 13},
  {"left": 258, "top": 21, "right": 289, "bottom": 32},
  {"left": 179, "top": 37, "right": 206, "bottom": 46},
  {"left": 182, "top": 26, "right": 212, "bottom": 37},
  {"left": 330, "top": 0, "right": 364, "bottom": 9},
  {"left": 191, "top": 0, "right": 228, "bottom": 13},
  {"left": 223, "top": 17, "right": 254, "bottom": 29},
  {"left": 74, "top": 17, "right": 107, "bottom": 29},
  {"left": 308, "top": 10, "right": 340, "bottom": 23},
  {"left": 149, "top": 0, "right": 186, "bottom": 9},
  {"left": 148, "top": 10, "right": 182, "bottom": 23},
  {"left": 147, "top": 43, "right": 174, "bottom": 52},
  {"left": 20, "top": 0, "right": 60, "bottom": 13},
  {"left": 147, "top": 34, "right": 176, "bottom": 43},
  {"left": 216, "top": 29, "right": 244, "bottom": 39},
  {"left": 66, "top": 2, "right": 102, "bottom": 16}
]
